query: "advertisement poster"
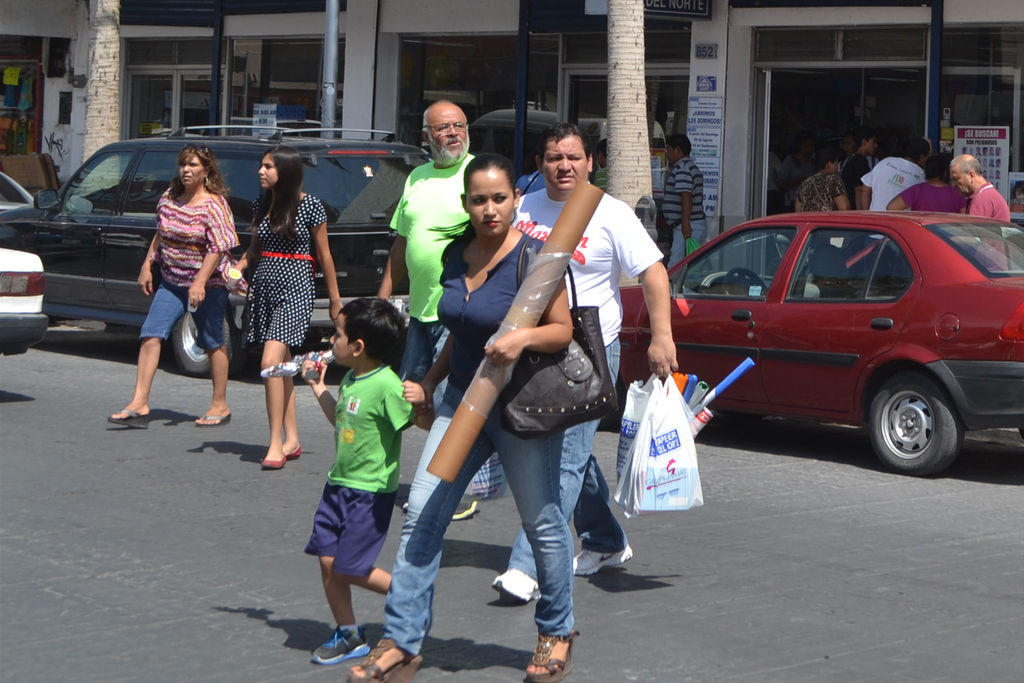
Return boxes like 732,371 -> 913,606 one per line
1009,172 -> 1024,221
954,126 -> 1010,198
686,95 -> 723,219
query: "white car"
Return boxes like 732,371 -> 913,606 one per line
0,248 -> 48,355
0,171 -> 33,214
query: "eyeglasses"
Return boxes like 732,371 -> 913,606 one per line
183,144 -> 211,155
427,122 -> 467,134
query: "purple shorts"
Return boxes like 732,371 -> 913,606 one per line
304,483 -> 396,577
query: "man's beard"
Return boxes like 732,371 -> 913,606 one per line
430,134 -> 470,167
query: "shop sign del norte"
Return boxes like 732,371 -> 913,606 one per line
585,0 -> 712,20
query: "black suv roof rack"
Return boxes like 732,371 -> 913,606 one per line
167,125 -> 396,142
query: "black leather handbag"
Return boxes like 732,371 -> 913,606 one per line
500,248 -> 618,437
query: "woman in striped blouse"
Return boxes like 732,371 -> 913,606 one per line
108,145 -> 239,429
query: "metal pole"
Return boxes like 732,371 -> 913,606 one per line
513,0 -> 530,179
927,0 -> 943,148
321,0 -> 339,135
209,0 -> 223,126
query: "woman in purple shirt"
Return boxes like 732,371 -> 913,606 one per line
887,153 -> 966,213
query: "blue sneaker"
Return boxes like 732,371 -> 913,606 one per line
311,626 -> 370,665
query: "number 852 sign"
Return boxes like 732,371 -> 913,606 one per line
695,43 -> 718,59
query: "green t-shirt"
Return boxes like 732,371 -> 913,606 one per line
329,365 -> 413,494
390,154 -> 473,322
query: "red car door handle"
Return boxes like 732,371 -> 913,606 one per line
732,309 -> 752,321
871,317 -> 894,330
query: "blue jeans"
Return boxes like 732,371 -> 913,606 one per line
382,384 -> 573,655
139,282 -> 228,351
505,341 -> 627,580
667,218 -> 707,270
399,318 -> 448,382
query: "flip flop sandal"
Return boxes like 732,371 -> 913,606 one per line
524,630 -> 579,683
107,409 -> 150,429
346,639 -> 422,682
195,413 -> 231,427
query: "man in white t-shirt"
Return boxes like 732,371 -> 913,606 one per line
491,123 -> 678,604
859,136 -> 930,211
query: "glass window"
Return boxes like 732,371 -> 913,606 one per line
302,152 -> 427,225
62,152 -> 133,215
679,226 -> 797,298
127,40 -> 212,66
940,27 -> 1023,173
786,229 -> 913,301
564,31 -> 690,64
228,38 -> 342,127
926,221 -> 1024,278
756,27 -> 927,63
397,35 -> 559,156
124,151 -> 177,217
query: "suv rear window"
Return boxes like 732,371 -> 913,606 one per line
301,154 -> 424,225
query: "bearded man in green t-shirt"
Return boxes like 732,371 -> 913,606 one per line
377,100 -> 473,385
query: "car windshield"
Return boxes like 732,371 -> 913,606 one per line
925,221 -> 1024,278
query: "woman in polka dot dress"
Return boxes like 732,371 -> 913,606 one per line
237,146 -> 342,469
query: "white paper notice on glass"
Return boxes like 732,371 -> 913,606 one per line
954,126 -> 1010,198
253,103 -> 277,137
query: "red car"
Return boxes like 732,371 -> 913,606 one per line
619,212 -> 1024,476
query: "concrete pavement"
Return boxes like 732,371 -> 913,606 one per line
1,327 -> 1022,682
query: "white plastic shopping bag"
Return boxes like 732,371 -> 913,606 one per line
616,376 -> 658,479
468,453 -> 506,499
614,376 -> 703,517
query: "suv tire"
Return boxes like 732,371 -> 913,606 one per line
868,371 -> 963,476
171,312 -> 246,377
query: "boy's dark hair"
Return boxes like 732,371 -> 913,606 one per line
666,134 -> 692,155
340,297 -> 405,366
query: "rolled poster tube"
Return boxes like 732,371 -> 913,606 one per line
427,183 -> 604,482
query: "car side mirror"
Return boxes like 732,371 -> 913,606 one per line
34,189 -> 58,210
634,195 -> 658,243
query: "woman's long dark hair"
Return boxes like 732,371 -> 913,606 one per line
252,145 -> 304,241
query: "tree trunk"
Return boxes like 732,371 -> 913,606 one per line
84,0 -> 121,158
606,0 -> 651,209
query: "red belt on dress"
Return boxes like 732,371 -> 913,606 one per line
261,251 -> 317,273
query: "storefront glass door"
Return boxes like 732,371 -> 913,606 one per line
127,70 -> 209,138
563,69 -> 689,194
754,66 -> 926,216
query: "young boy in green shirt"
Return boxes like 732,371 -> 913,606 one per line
300,297 -> 430,665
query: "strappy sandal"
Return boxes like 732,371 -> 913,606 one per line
346,638 -> 422,682
524,630 -> 579,683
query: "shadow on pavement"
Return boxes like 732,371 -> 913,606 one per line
585,568 -> 676,594
185,439 -> 267,463
439,538 -> 510,573
212,606 -> 327,652
698,415 -> 1023,485
0,389 -> 36,404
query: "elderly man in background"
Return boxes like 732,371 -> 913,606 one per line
949,154 -> 1011,221
378,100 -> 473,384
